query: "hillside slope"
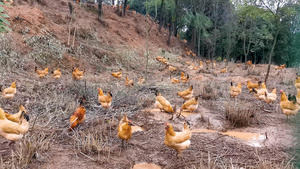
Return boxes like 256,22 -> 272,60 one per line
0,1 -> 298,169
5,0 -> 184,68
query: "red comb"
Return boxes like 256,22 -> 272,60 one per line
165,122 -> 168,125
129,120 -> 132,122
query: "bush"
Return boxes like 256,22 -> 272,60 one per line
25,35 -> 66,65
200,82 -> 218,100
224,101 -> 257,127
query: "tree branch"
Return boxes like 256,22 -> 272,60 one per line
261,0 -> 275,15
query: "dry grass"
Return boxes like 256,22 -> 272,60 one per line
71,124 -> 112,164
224,100 -> 258,128
256,159 -> 295,169
1,131 -> 56,168
0,34 -> 34,72
0,31 -> 298,168
25,35 -> 66,65
199,81 -> 219,100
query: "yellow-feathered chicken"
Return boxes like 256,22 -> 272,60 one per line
275,64 -> 286,71
97,88 -> 112,109
185,61 -> 191,66
35,66 -> 49,78
5,105 -> 27,123
247,60 -> 252,66
155,91 -> 176,120
230,82 -> 242,98
213,63 -> 216,69
1,81 -> 17,99
0,107 -> 29,145
188,63 -> 194,70
164,122 -> 191,158
138,76 -> 145,85
111,69 -> 122,79
253,82 -> 267,100
199,61 -> 203,70
177,96 -> 200,118
161,58 -> 169,65
220,68 -> 227,73
72,67 -> 84,80
177,86 -> 193,100
118,114 -> 134,148
264,88 -> 277,104
52,68 -> 61,79
169,65 -> 177,72
156,56 -> 164,62
279,90 -> 299,120
125,77 -> 134,87
247,81 -> 261,92
193,66 -> 199,70
170,76 -> 180,84
180,72 -> 189,83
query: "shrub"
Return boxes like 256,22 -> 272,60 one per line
224,101 -> 257,127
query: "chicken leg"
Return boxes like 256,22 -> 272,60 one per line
169,114 -> 174,120
122,140 -> 125,149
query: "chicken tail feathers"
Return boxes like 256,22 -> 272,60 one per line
288,94 -> 292,101
21,111 -> 30,122
185,121 -> 191,128
292,95 -> 297,104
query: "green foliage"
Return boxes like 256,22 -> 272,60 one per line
0,2 -> 11,33
129,0 -> 300,67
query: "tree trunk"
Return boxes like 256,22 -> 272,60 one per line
197,28 -> 200,57
173,0 -> 178,37
167,21 -> 172,46
265,26 -> 279,83
146,11 -> 149,77
68,2 -> 73,15
158,0 -> 164,32
212,0 -> 219,58
123,0 -> 127,17
243,18 -> 253,69
97,0 -> 103,19
191,28 -> 196,51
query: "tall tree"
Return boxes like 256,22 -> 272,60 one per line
259,0 -> 297,82
123,0 -> 128,17
173,0 -> 178,37
158,0 -> 165,32
98,0 -> 103,19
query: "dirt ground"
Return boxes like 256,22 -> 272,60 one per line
0,0 -> 299,169
0,62 -> 297,169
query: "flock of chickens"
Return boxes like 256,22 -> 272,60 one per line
0,56 -> 299,160
230,72 -> 300,120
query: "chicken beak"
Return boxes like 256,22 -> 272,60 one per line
128,121 -> 134,126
